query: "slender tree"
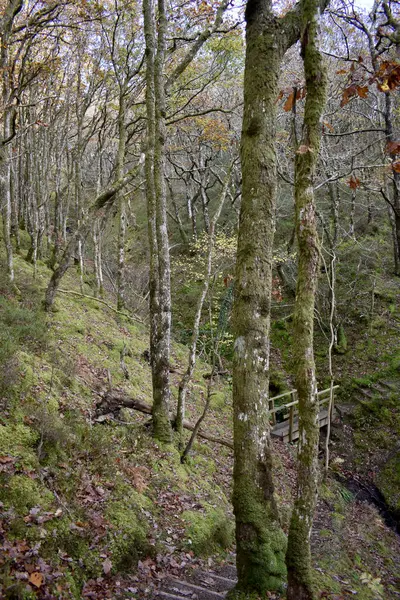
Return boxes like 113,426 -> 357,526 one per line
285,0 -> 327,597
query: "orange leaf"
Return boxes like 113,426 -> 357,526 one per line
29,572 -> 44,588
323,121 -> 334,132
283,91 -> 295,112
348,175 -> 361,190
392,160 -> 400,173
356,86 -> 368,98
341,85 -> 357,107
336,69 -> 347,75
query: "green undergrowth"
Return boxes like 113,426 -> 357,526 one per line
0,243 -> 234,598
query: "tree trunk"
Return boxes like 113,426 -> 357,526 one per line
286,0 -> 327,597
0,0 -> 23,283
116,90 -> 127,311
230,0 -> 305,594
143,0 -> 173,443
44,164 -> 143,311
383,93 -> 400,270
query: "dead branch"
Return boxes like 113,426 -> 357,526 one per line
57,289 -> 144,324
96,390 -> 233,450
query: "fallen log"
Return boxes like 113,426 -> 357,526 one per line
96,390 -> 233,450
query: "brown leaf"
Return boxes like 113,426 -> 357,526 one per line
29,572 -> 44,588
323,121 -> 334,132
392,160 -> 400,173
102,558 -> 112,575
356,85 -> 368,98
341,85 -> 357,107
283,91 -> 295,112
0,456 -> 14,463
386,141 -> 400,156
348,175 -> 361,190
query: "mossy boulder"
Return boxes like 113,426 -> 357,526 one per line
182,505 -> 234,556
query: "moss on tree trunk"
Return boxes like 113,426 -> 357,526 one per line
230,0 -> 306,595
286,1 -> 327,598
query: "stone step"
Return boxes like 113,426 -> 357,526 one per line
214,565 -> 237,581
161,577 -> 227,600
379,380 -> 397,391
158,592 -> 196,600
190,571 -> 236,593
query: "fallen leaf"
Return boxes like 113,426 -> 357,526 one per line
0,456 -> 14,463
29,572 -> 44,588
103,558 -> 112,575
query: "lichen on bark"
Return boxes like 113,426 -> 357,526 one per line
286,0 -> 328,598
231,0 -> 305,594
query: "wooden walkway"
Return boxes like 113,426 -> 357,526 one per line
270,385 -> 339,443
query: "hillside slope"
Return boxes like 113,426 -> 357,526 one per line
0,241 -> 399,599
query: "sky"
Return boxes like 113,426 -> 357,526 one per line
354,0 -> 374,9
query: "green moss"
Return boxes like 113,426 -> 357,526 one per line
1,474 -> 53,514
182,505 -> 234,556
0,422 -> 39,469
334,324 -> 348,354
377,452 -> 400,512
106,497 -> 151,571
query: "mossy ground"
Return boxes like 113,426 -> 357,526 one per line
0,236 -> 235,598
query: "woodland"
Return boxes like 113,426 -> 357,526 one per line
0,0 -> 399,599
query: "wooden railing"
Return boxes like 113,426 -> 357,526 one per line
269,385 -> 339,443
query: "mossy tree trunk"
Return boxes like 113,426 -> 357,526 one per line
230,0 -> 310,595
286,1 -> 327,598
143,0 -> 173,443
0,0 -> 23,283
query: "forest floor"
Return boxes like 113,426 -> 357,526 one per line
1,237 -> 400,599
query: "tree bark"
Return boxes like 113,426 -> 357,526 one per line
286,0 -> 327,597
230,0 -> 305,594
143,0 -> 173,443
0,0 -> 24,283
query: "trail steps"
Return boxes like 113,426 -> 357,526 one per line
156,565 -> 237,599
